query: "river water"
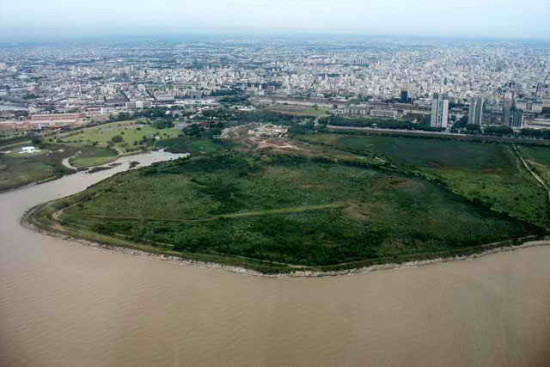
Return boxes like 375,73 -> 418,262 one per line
1,151 -> 550,367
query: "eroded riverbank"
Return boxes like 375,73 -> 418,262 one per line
21,195 -> 550,278
20,213 -> 550,278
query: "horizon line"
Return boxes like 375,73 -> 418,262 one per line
1,30 -> 549,44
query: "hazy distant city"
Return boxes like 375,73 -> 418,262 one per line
1,36 -> 549,134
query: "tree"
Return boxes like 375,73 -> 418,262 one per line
111,135 -> 123,143
465,124 -> 481,133
521,128 -> 550,140
484,126 -> 513,136
185,124 -> 204,137
454,116 -> 468,129
152,120 -> 175,129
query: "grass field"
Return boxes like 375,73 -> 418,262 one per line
56,120 -> 181,152
32,152 -> 539,273
299,134 -> 549,227
69,147 -> 119,168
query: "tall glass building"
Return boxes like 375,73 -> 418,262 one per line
430,94 -> 449,128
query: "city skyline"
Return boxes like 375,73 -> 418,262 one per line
1,0 -> 550,41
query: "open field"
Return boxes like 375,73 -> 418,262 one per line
69,147 -> 119,168
55,120 -> 181,152
31,152 -> 540,273
299,134 -> 549,227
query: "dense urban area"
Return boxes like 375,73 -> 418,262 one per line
1,36 -> 550,134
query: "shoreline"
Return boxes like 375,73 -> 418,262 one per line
16,148 -> 550,278
0,171 -> 71,195
0,147 -> 158,194
21,205 -> 550,278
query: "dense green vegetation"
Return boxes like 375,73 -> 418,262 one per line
0,133 -> 31,147
201,109 -> 312,127
265,104 -> 331,117
322,115 -> 550,140
520,128 -> 550,140
30,150 -> 542,273
323,116 -> 444,132
299,134 -> 549,227
156,137 -> 225,154
484,126 -> 514,136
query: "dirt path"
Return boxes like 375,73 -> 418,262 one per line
513,145 -> 550,227
78,203 -> 345,224
61,152 -> 80,170
513,145 -> 549,191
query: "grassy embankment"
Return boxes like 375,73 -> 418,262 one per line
28,147 -> 543,274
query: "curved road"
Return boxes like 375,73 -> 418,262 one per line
1,151 -> 550,367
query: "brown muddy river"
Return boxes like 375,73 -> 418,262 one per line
1,151 -> 550,366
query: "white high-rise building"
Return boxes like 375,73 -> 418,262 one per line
430,94 -> 449,128
502,99 -> 513,125
509,108 -> 525,129
468,97 -> 484,125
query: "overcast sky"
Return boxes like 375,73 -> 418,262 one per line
1,0 -> 549,40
